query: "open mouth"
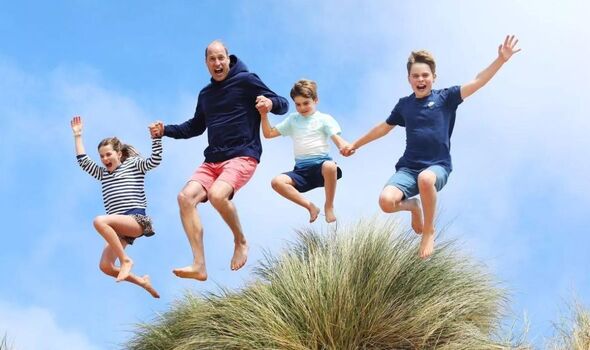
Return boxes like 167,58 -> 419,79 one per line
417,84 -> 426,90
214,67 -> 224,75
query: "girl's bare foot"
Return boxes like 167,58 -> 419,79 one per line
308,204 -> 320,223
139,275 -> 160,298
324,205 -> 337,223
116,258 -> 133,282
408,198 -> 424,234
419,230 -> 435,259
231,241 -> 249,271
173,264 -> 208,281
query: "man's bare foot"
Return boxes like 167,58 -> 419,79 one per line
408,198 -> 424,234
116,258 -> 133,282
139,275 -> 160,298
308,204 -> 320,223
231,241 -> 248,271
419,230 -> 435,259
324,205 -> 337,223
173,264 -> 207,281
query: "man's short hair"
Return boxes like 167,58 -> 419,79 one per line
205,40 -> 229,58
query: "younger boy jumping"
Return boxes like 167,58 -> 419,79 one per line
342,35 -> 520,259
260,79 -> 349,223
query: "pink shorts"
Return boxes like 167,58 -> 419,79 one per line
189,156 -> 258,196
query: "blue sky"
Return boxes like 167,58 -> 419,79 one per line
1,1 -> 588,348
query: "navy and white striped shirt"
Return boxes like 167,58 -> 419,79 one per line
77,138 -> 162,214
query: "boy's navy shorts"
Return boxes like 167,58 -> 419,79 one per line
284,161 -> 342,193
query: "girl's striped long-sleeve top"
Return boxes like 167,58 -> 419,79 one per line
76,138 -> 162,214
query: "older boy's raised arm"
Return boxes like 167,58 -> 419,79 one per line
460,35 -> 521,100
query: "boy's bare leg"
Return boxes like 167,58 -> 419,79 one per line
271,174 -> 320,223
173,181 -> 209,280
417,170 -> 438,259
208,180 -> 249,271
322,161 -> 338,223
99,243 -> 160,298
93,215 -> 143,282
379,185 -> 424,234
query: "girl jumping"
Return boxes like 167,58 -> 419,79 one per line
71,116 -> 162,298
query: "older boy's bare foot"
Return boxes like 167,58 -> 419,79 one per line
419,230 -> 435,259
173,264 -> 207,281
408,198 -> 424,234
139,275 -> 160,298
324,206 -> 337,223
231,241 -> 248,271
308,204 -> 320,223
116,258 -> 133,282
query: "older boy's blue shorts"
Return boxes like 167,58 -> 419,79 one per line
385,165 -> 450,199
284,161 -> 342,193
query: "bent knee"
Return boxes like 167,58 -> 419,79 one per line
379,194 -> 398,212
99,261 -> 115,276
271,176 -> 288,191
417,171 -> 436,188
93,216 -> 108,229
177,191 -> 197,208
208,191 -> 230,208
322,161 -> 337,174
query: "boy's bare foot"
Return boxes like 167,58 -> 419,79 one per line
231,241 -> 248,271
173,264 -> 208,281
408,198 -> 423,234
419,230 -> 435,259
116,258 -> 133,282
139,275 -> 160,298
308,204 -> 320,223
324,206 -> 337,223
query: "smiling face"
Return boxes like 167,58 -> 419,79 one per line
206,42 -> 230,82
98,144 -> 122,172
408,62 -> 436,98
293,96 -> 318,117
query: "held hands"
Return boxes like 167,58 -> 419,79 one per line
149,121 -> 164,139
498,35 -> 521,62
340,143 -> 356,157
71,115 -> 83,136
255,95 -> 273,114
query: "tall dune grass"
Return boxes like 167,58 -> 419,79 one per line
547,301 -> 590,350
128,218 -> 526,349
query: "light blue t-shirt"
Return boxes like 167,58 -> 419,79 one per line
275,111 -> 341,167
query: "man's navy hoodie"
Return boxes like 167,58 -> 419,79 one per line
163,55 -> 289,163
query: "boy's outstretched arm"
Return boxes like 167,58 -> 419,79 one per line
460,35 -> 521,100
70,115 -> 86,155
342,121 -> 394,156
330,134 -> 350,153
260,112 -> 281,139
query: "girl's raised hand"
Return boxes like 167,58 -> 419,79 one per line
71,115 -> 83,136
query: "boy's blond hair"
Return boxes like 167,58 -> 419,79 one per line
290,79 -> 318,101
407,50 -> 436,75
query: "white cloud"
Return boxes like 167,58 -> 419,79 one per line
0,301 -> 101,350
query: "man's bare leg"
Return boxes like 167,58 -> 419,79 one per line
99,243 -> 160,298
271,174 -> 320,223
379,185 -> 424,234
173,181 -> 209,280
417,170 -> 438,259
208,180 -> 249,271
322,161 -> 338,223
